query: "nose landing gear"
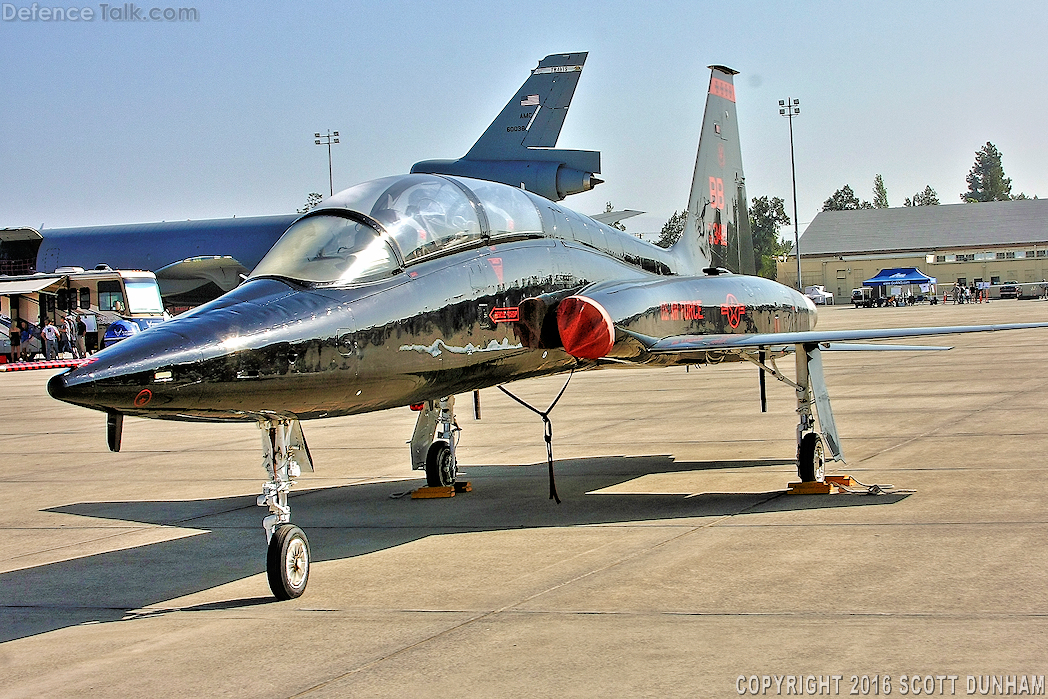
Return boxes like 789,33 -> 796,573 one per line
257,418 -> 313,600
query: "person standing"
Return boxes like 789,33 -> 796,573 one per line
63,315 -> 79,358
19,322 -> 32,360
75,314 -> 88,358
42,319 -> 60,361
9,321 -> 21,362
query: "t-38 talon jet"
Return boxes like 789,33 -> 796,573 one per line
48,64 -> 1048,600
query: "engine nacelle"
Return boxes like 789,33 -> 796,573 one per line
411,152 -> 602,202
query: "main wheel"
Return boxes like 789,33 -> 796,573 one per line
797,432 -> 825,483
267,523 -> 310,600
425,441 -> 456,487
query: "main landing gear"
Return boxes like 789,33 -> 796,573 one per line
410,396 -> 459,487
793,343 -> 840,483
257,418 -> 314,599
746,343 -> 843,485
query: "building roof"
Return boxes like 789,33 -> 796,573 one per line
796,199 -> 1048,256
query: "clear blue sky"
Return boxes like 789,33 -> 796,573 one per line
2,0 -> 1045,238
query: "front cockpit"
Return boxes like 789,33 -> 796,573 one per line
249,174 -> 544,286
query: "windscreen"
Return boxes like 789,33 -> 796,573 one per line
124,279 -> 164,314
250,214 -> 398,284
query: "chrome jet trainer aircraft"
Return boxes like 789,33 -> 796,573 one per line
49,64 -> 1048,600
6,52 -> 598,307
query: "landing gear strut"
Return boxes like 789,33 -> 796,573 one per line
794,343 -> 841,483
410,396 -> 458,487
257,418 -> 314,599
745,344 -> 845,486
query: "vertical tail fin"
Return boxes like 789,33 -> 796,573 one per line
412,53 -> 602,201
671,65 -> 754,275
466,52 -> 589,158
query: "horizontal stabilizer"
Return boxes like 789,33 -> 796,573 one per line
590,209 -> 644,226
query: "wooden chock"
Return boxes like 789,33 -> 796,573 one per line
787,480 -> 832,495
411,486 -> 456,499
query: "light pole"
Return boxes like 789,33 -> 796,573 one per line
778,98 -> 801,290
314,130 -> 340,196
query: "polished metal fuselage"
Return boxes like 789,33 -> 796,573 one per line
50,225 -> 816,422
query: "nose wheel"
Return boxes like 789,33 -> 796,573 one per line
267,523 -> 310,599
257,419 -> 313,599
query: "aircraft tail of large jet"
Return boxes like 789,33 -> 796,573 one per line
671,65 -> 755,276
412,52 -> 601,201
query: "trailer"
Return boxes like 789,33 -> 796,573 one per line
1,267 -> 167,359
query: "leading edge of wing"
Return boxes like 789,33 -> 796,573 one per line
643,322 -> 1048,353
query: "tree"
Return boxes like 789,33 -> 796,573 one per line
904,185 -> 940,207
297,192 -> 323,214
961,142 -> 1012,202
872,174 -> 889,208
604,202 -> 628,232
822,185 -> 873,211
749,196 -> 792,279
655,210 -> 686,248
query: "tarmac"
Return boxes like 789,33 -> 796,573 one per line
1,300 -> 1046,698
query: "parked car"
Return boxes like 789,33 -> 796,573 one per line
804,285 -> 834,305
998,281 -> 1021,299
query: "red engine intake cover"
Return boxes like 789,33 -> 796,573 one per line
556,295 -> 615,359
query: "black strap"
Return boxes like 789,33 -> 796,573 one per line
497,367 -> 575,504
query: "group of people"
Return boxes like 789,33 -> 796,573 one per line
950,284 -> 983,304
9,314 -> 88,362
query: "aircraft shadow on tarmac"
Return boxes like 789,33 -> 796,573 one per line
2,455 -> 908,643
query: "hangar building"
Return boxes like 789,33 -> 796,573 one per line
779,199 -> 1048,298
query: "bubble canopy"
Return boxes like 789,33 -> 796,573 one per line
250,174 -> 542,285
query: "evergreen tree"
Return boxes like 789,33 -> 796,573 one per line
822,185 -> 873,211
655,210 -> 686,248
297,192 -> 323,213
961,142 -> 1012,202
749,196 -> 792,279
872,174 -> 889,208
904,185 -> 940,207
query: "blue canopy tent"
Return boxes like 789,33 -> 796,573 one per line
863,268 -> 937,287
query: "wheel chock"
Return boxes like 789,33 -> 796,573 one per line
786,480 -> 832,495
411,486 -> 455,499
787,475 -> 856,495
454,481 -> 472,493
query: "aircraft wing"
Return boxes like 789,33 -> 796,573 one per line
640,322 -> 1048,353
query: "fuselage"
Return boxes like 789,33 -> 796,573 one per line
48,174 -> 816,421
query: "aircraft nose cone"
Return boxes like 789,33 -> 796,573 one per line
46,371 -> 70,401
